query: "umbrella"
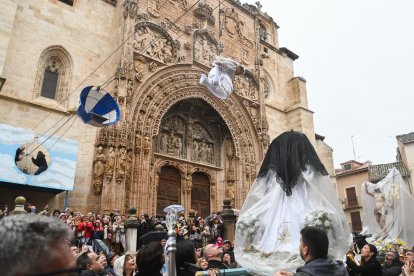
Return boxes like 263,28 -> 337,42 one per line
77,86 -> 120,127
163,204 -> 184,213
139,231 -> 168,247
94,239 -> 109,255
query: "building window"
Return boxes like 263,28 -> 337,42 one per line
343,163 -> 352,170
350,211 -> 362,232
58,0 -> 74,6
34,46 -> 73,106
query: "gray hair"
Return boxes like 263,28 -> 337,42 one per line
0,214 -> 73,276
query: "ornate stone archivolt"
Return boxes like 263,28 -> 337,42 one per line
90,65 -> 267,214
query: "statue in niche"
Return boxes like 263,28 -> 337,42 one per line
117,147 -> 127,180
167,132 -> 175,155
226,183 -> 235,203
93,146 -> 106,194
207,144 -> 214,163
126,78 -> 133,100
105,146 -> 116,181
199,142 -> 208,162
160,133 -> 168,153
143,136 -> 151,154
226,143 -> 234,160
175,135 -> 183,157
192,140 -> 199,160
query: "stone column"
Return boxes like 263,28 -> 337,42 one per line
221,198 -> 237,242
124,207 -> 140,252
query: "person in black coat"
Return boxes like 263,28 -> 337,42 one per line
32,151 -> 48,175
346,244 -> 382,276
136,241 -> 164,276
176,240 -> 202,276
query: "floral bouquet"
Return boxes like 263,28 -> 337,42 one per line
304,210 -> 332,232
373,238 -> 408,255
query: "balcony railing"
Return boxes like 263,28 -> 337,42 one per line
341,197 -> 361,209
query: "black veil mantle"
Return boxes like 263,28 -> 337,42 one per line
257,131 -> 328,196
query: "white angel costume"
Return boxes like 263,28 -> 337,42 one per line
199,57 -> 242,99
234,131 -> 351,275
361,168 -> 414,247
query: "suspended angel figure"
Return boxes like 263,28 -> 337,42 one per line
234,131 -> 351,275
199,56 -> 245,99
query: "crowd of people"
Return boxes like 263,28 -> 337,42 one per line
0,202 -> 414,275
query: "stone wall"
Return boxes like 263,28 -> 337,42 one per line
0,0 -> 333,214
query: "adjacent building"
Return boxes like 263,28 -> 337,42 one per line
335,132 -> 412,232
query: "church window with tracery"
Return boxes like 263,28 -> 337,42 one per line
34,46 -> 73,106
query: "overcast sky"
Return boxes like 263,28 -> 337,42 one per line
244,0 -> 414,167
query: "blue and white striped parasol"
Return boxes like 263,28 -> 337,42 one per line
77,86 -> 120,127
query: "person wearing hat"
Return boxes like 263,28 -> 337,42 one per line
346,244 -> 382,276
223,240 -> 233,252
103,251 -> 119,276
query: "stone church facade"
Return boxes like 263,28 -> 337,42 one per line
0,0 -> 334,215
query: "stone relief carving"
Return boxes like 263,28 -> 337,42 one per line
264,78 -> 270,99
123,0 -> 138,19
133,22 -> 177,64
147,0 -> 161,17
105,146 -> 116,181
193,33 -> 217,67
116,147 -> 127,182
221,8 -> 243,38
169,0 -> 189,10
93,146 -> 106,194
194,2 -> 215,25
234,75 -> 259,102
138,13 -> 150,21
162,18 -> 182,34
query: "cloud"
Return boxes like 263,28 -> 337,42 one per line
31,157 -> 76,190
38,135 -> 79,156
0,153 -> 27,184
0,124 -> 34,145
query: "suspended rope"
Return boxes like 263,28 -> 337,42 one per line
24,0 -> 199,151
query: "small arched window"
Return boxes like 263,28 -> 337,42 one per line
34,46 -> 72,106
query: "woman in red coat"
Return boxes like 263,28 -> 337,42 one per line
77,215 -> 94,244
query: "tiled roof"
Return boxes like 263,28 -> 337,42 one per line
368,162 -> 410,182
335,161 -> 370,177
396,132 -> 414,144
340,160 -> 363,166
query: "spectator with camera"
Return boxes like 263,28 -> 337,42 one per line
346,244 -> 382,276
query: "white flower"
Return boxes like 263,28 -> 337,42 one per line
316,220 -> 322,226
318,212 -> 324,218
324,221 -> 330,227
